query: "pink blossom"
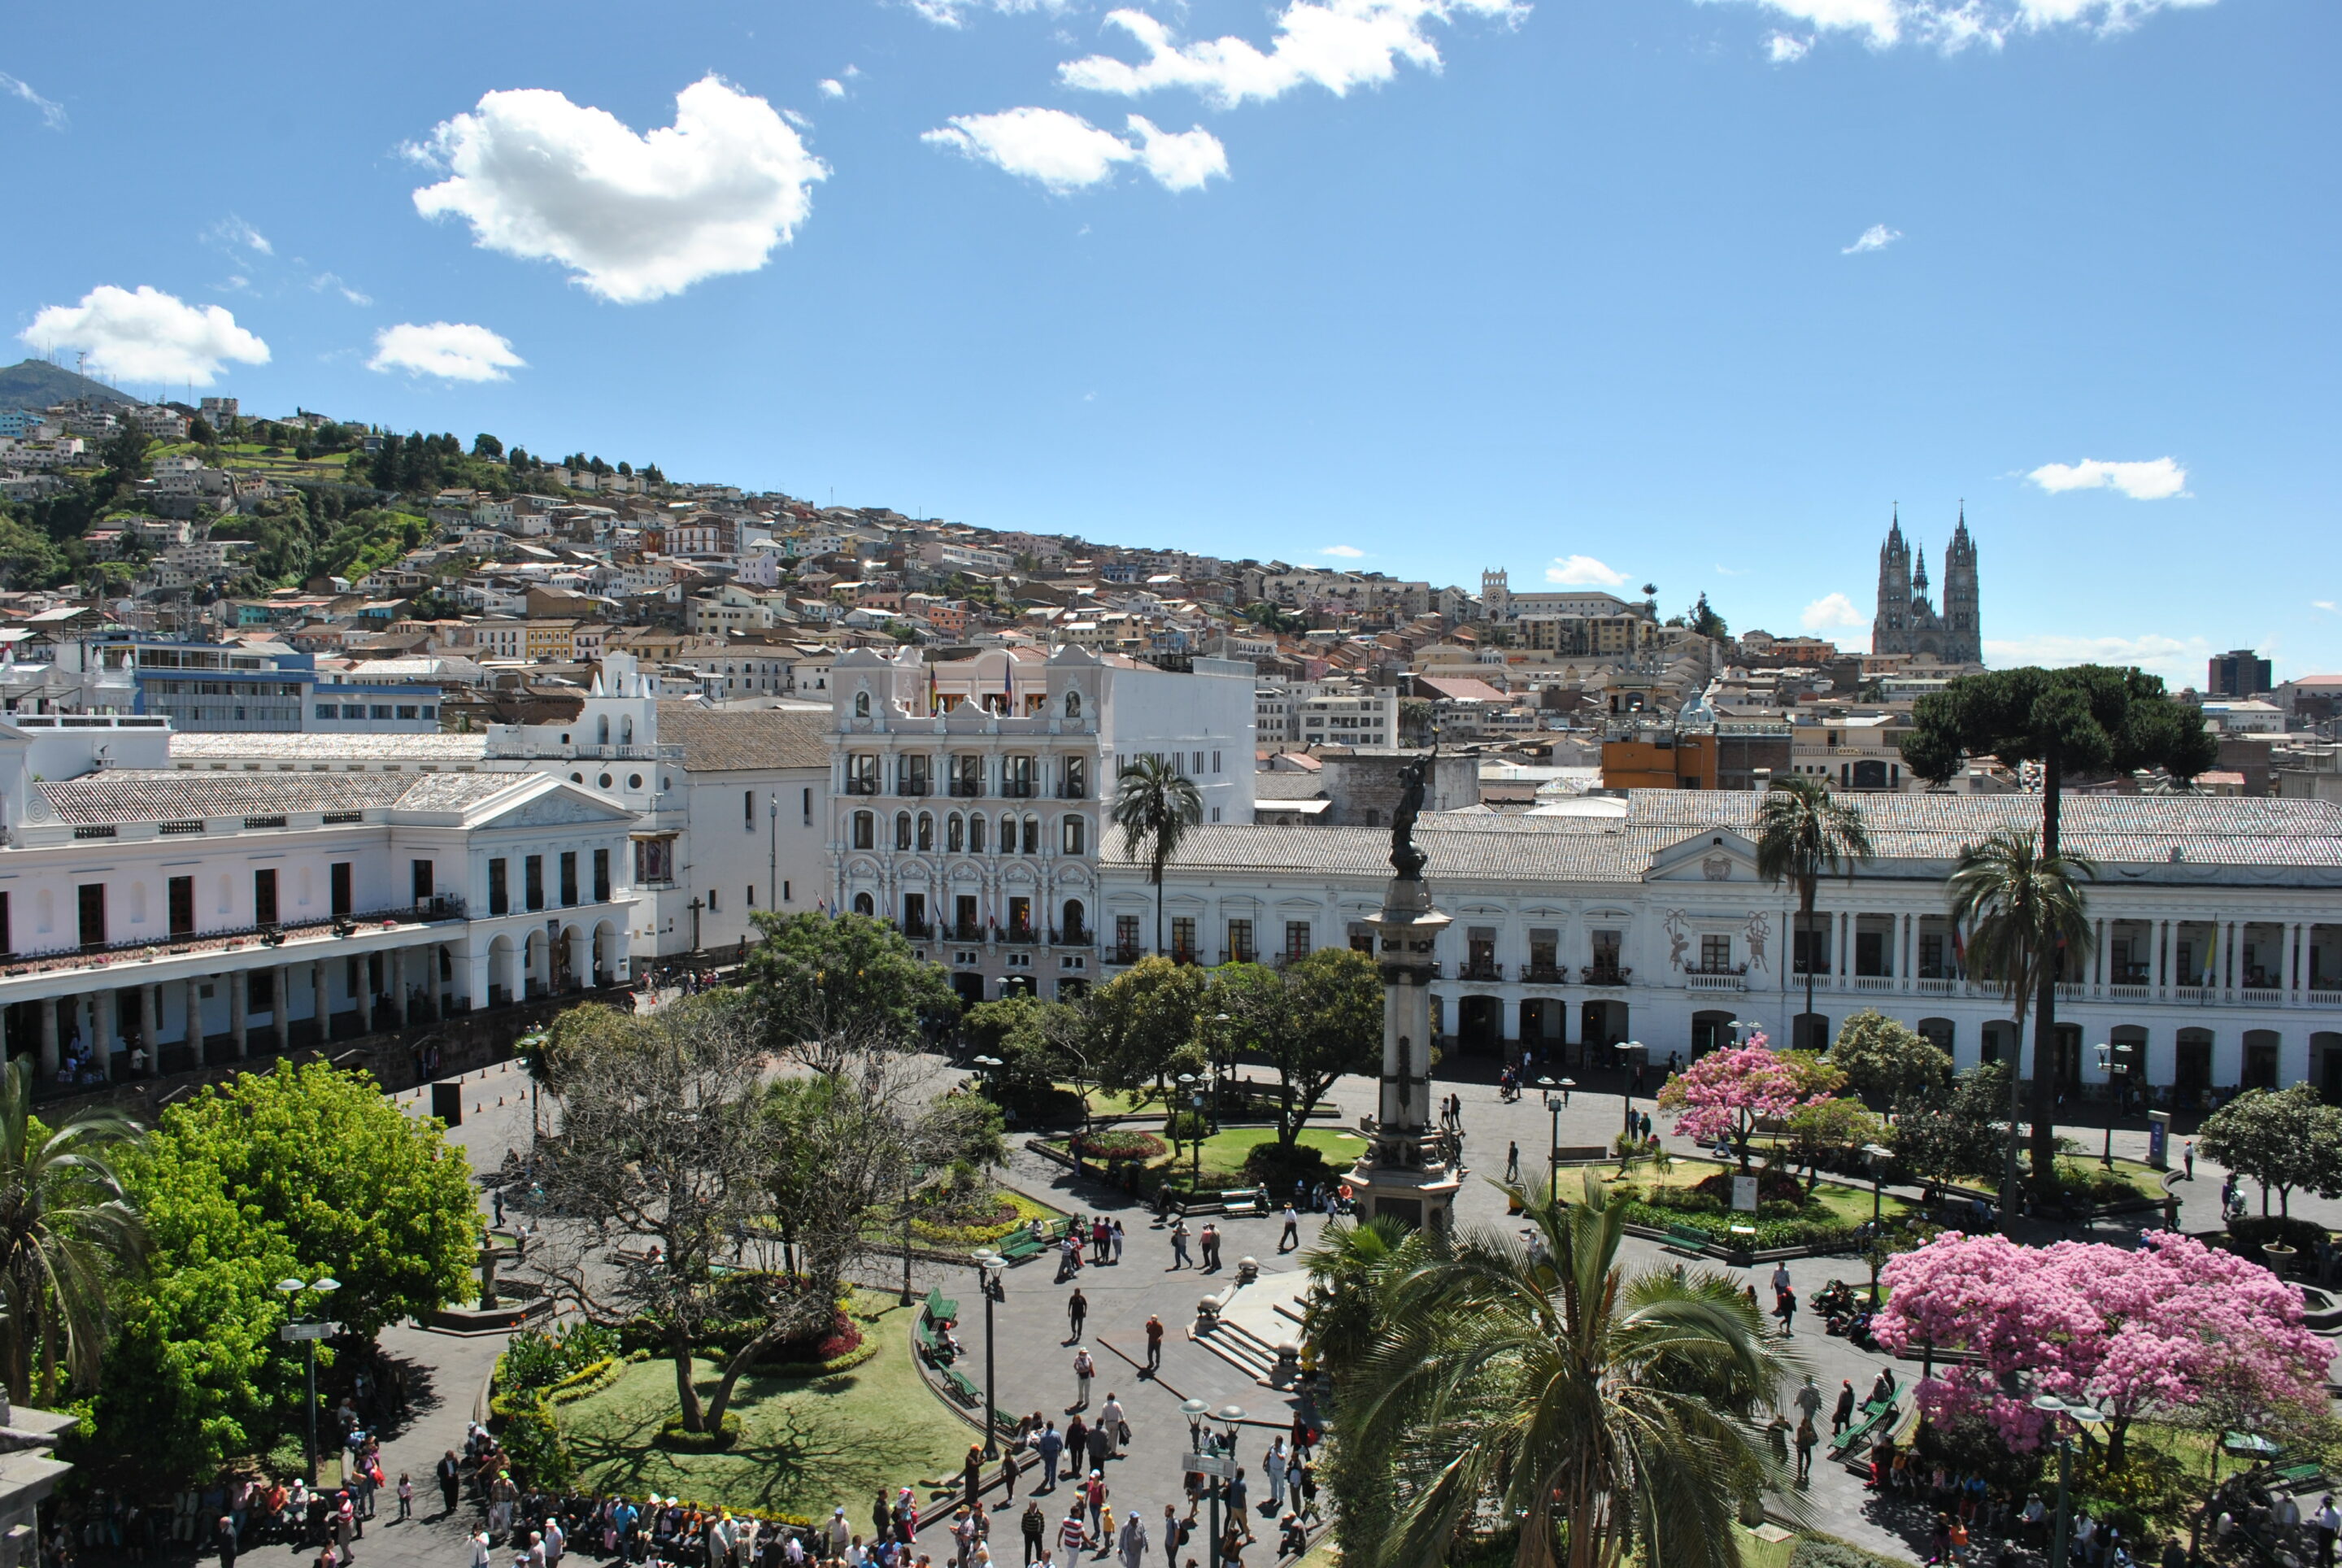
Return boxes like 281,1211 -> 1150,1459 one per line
1874,1231 -> 2330,1451
1656,1037 -> 1811,1148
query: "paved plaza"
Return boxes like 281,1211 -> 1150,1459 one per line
268,1045 -> 2342,1568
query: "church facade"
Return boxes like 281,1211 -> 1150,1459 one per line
1872,509 -> 1981,664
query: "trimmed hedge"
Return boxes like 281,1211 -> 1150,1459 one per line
655,1411 -> 743,1452
1073,1129 -> 1168,1162
546,1357 -> 625,1405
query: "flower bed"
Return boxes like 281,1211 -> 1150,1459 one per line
1071,1129 -> 1168,1163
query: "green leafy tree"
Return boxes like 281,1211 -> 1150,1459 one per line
0,516 -> 68,588
1753,777 -> 1874,1048
1948,828 -> 2096,1202
0,1059 -> 146,1404
186,415 -> 216,447
962,993 -> 1081,1108
1780,1095 -> 1886,1195
1214,949 -> 1380,1148
1828,1009 -> 1953,1105
472,433 -> 504,459
1892,1062 -> 2014,1188
1335,1177 -> 1792,1568
92,1061 -> 476,1475
1111,755 -> 1202,956
2198,1085 -> 2342,1217
1907,666 -> 2215,1193
1687,591 -> 1727,640
740,909 -> 958,1061
1301,1216 -> 1426,1562
1082,956 -> 1207,1099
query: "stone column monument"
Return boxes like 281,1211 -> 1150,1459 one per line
1345,749 -> 1462,1231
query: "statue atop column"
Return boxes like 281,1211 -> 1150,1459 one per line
1388,745 -> 1434,882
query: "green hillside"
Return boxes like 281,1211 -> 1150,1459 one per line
0,359 -> 136,412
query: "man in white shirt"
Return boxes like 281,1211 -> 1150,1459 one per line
2314,1496 -> 2340,1568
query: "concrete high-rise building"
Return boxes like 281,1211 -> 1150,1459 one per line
2208,649 -> 2273,698
1872,507 -> 1981,664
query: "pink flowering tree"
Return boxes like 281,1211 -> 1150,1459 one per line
1876,1231 -> 2330,1467
1655,1036 -> 1826,1170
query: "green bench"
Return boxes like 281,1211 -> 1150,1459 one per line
1662,1223 -> 1711,1256
998,1230 -> 1046,1263
1221,1187 -> 1267,1216
940,1367 -> 982,1407
913,1319 -> 956,1366
923,1286 -> 960,1326
1830,1399 -> 1897,1459
2276,1462 -> 2327,1490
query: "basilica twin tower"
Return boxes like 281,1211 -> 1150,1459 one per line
1871,507 -> 1980,664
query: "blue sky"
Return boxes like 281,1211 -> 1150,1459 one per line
2,0 -> 2334,684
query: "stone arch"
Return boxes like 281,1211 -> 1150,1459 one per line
852,891 -> 875,917
1690,1009 -> 1736,1060
1917,1017 -> 1955,1056
1980,1019 -> 2018,1067
2242,1027 -> 2281,1091
2175,1027 -> 2214,1108
592,921 -> 620,987
1792,1012 -> 1831,1053
489,934 -> 516,1008
1061,898 -> 1086,943
2314,1031 -> 2342,1104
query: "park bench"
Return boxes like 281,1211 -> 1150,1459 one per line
1661,1223 -> 1712,1257
1221,1187 -> 1269,1216
923,1286 -> 960,1326
913,1318 -> 956,1366
939,1367 -> 982,1407
1829,1399 -> 1897,1459
997,1230 -> 1045,1264
2275,1462 -> 2327,1491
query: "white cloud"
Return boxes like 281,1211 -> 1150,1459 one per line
368,321 -> 526,382
1801,592 -> 1867,631
1544,554 -> 1629,588
20,285 -> 269,385
1696,0 -> 2214,54
1715,564 -> 1748,576
210,216 -> 272,255
2027,456 -> 2188,500
1321,544 -> 1365,558
1766,31 -> 1814,59
311,272 -> 372,306
2313,601 -> 2336,614
924,107 -> 1227,193
912,0 -> 1070,27
410,75 -> 827,304
1984,632 -> 2209,684
1842,223 -> 1901,254
0,71 -> 65,130
818,79 -> 846,98
1059,0 -> 1525,110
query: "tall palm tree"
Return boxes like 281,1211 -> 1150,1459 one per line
1334,1177 -> 1796,1568
0,1057 -> 146,1404
1110,755 -> 1202,957
1752,777 -> 1874,1049
1948,827 -> 2096,1206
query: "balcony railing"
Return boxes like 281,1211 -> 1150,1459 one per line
1459,960 -> 1504,982
1170,948 -> 1200,966
1582,965 -> 1630,987
1057,929 -> 1090,947
1852,974 -> 1898,991
898,779 -> 931,797
0,898 -> 468,982
1000,780 -> 1035,799
1222,948 -> 1258,966
844,777 -> 879,795
1109,944 -> 1143,965
1523,963 -> 1568,985
949,922 -> 984,943
1057,784 -> 1090,799
1687,973 -> 1746,992
1003,927 -> 1038,945
949,780 -> 985,798
902,921 -> 933,940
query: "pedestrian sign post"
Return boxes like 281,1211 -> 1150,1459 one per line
1183,1453 -> 1235,1479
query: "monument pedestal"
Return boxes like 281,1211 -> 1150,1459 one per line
1345,872 -> 1462,1231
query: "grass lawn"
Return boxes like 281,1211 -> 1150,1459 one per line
1173,1125 -> 1364,1185
1611,1158 -> 1922,1227
2054,1156 -> 2166,1201
559,1299 -> 970,1520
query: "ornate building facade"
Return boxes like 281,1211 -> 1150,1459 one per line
1872,508 -> 1981,664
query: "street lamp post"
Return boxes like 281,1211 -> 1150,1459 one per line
1861,1143 -> 1893,1304
1621,1040 -> 1646,1139
1178,1072 -> 1204,1195
1537,1078 -> 1564,1201
1212,1404 -> 1247,1556
973,1248 -> 1004,1458
275,1275 -> 342,1485
2093,1042 -> 2127,1167
2030,1395 -> 2106,1567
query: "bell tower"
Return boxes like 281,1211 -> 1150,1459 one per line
1872,507 -> 1912,654
1941,506 -> 1981,664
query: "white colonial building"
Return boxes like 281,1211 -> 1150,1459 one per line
0,714 -> 637,1085
1099,791 -> 2342,1104
827,645 -> 1256,1005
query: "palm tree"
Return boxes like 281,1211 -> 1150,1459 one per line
0,1057 -> 146,1404
1332,1177 -> 1796,1568
1752,777 -> 1874,1049
1110,755 -> 1202,957
1948,827 -> 2096,1206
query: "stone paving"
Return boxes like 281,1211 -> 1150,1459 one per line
181,1040 -> 2342,1568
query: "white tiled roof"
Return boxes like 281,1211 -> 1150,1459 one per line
36,769 -> 517,825
168,733 -> 492,762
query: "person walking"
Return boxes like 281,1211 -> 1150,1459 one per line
1037,1423 -> 1064,1492
394,1477 -> 411,1524
1263,1440 -> 1287,1512
1021,1503 -> 1046,1568
1116,1511 -> 1147,1568
1068,1288 -> 1088,1345
1083,1473 -> 1107,1538
1278,1205 -> 1299,1253
436,1454 -> 461,1519
1055,1507 -> 1087,1564
1504,1143 -> 1520,1184
999,1448 -> 1020,1509
1794,1375 -> 1822,1431
1831,1379 -> 1857,1437
1071,1348 -> 1095,1410
1143,1314 -> 1164,1376
1794,1416 -> 1817,1485
1774,1286 -> 1797,1337
1099,1394 -> 1126,1460
2183,1141 -> 2196,1181
1169,1220 -> 1191,1271
1110,1221 -> 1125,1265
215,1516 -> 238,1568
963,1447 -> 986,1514
2314,1495 -> 2340,1568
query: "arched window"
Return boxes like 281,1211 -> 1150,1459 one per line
947,814 -> 965,853
916,812 -> 934,852
1000,813 -> 1017,852
1064,691 -> 1082,718
1023,816 -> 1041,855
596,714 -> 610,744
1062,899 -> 1086,942
852,811 -> 874,850
895,812 -> 913,851
1061,815 -> 1086,856
970,814 -> 987,854
855,690 -> 871,717
853,892 -> 874,917
621,715 -> 634,745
